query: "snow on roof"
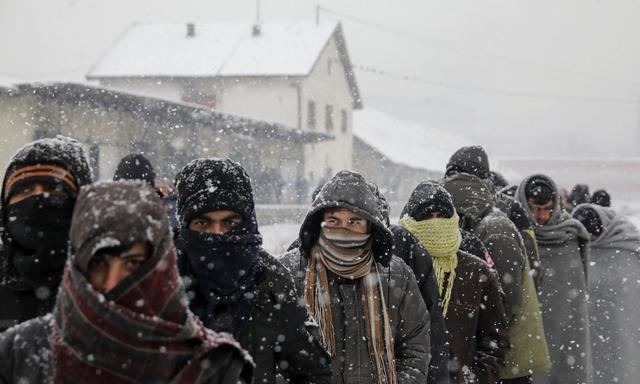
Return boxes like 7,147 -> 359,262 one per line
353,109 -> 472,172
88,21 -> 338,78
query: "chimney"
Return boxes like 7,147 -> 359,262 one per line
252,24 -> 261,37
186,23 -> 195,37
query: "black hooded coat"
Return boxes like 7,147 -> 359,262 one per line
0,136 -> 92,332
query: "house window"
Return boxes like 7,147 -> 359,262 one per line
341,109 -> 348,133
325,105 -> 334,132
307,101 -> 316,130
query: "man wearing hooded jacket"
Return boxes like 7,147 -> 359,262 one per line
174,158 -> 331,384
442,146 -> 550,384
516,174 -> 592,384
0,136 -> 92,332
281,170 -> 430,384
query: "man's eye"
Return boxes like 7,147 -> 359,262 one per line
126,259 -> 144,269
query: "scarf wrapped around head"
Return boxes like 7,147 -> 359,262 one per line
400,213 -> 461,316
53,181 -> 254,384
305,226 -> 397,384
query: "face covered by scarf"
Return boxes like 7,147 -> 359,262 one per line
4,177 -> 76,293
306,225 -> 397,384
53,181 -> 254,384
178,214 -> 263,299
401,212 -> 461,316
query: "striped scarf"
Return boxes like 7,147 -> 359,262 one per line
305,227 -> 397,384
52,248 -> 253,384
401,213 -> 461,316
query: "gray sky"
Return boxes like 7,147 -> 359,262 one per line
1,0 -> 639,158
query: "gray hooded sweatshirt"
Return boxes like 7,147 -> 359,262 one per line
516,174 -> 592,384
573,203 -> 640,384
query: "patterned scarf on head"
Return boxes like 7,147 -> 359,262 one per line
401,212 -> 462,316
305,226 -> 397,384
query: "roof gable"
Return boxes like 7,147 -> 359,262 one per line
87,21 -> 362,109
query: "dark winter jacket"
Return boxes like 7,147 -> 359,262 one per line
444,251 -> 508,384
181,249 -> 332,384
573,204 -> 640,383
516,174 -> 592,384
495,193 -> 544,290
0,136 -> 92,332
390,224 -> 450,384
282,170 -> 431,384
442,172 -> 526,321
443,172 -> 550,379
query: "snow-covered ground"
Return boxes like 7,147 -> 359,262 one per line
260,222 -> 300,256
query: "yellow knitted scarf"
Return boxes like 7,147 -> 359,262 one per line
400,213 -> 462,316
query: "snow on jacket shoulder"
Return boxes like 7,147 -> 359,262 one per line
0,314 -> 53,384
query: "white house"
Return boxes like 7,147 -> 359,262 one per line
87,20 -> 362,188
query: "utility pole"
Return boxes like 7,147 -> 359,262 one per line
316,4 -> 320,25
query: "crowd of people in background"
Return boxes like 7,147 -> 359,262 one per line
0,136 -> 638,384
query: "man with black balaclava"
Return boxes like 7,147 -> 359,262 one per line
174,158 -> 331,384
0,136 -> 92,332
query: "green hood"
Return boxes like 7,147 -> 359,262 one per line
442,172 -> 496,227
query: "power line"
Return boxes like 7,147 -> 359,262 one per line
354,64 -> 638,104
320,6 -> 640,89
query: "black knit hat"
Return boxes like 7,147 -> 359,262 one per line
525,177 -> 555,204
2,135 -> 92,204
446,145 -> 490,179
570,184 -> 590,206
113,153 -> 156,187
591,189 -> 611,207
175,158 -> 255,225
401,180 -> 455,221
573,206 -> 603,237
489,171 -> 509,190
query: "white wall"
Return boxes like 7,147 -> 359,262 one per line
300,34 -> 354,186
0,94 -> 37,171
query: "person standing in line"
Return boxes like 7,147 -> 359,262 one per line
174,158 -> 332,384
281,170 -> 431,384
0,181 -> 255,383
0,136 -> 92,332
516,174 -> 592,384
573,203 -> 640,383
369,182 -> 450,384
442,146 -> 550,384
400,180 -> 508,384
